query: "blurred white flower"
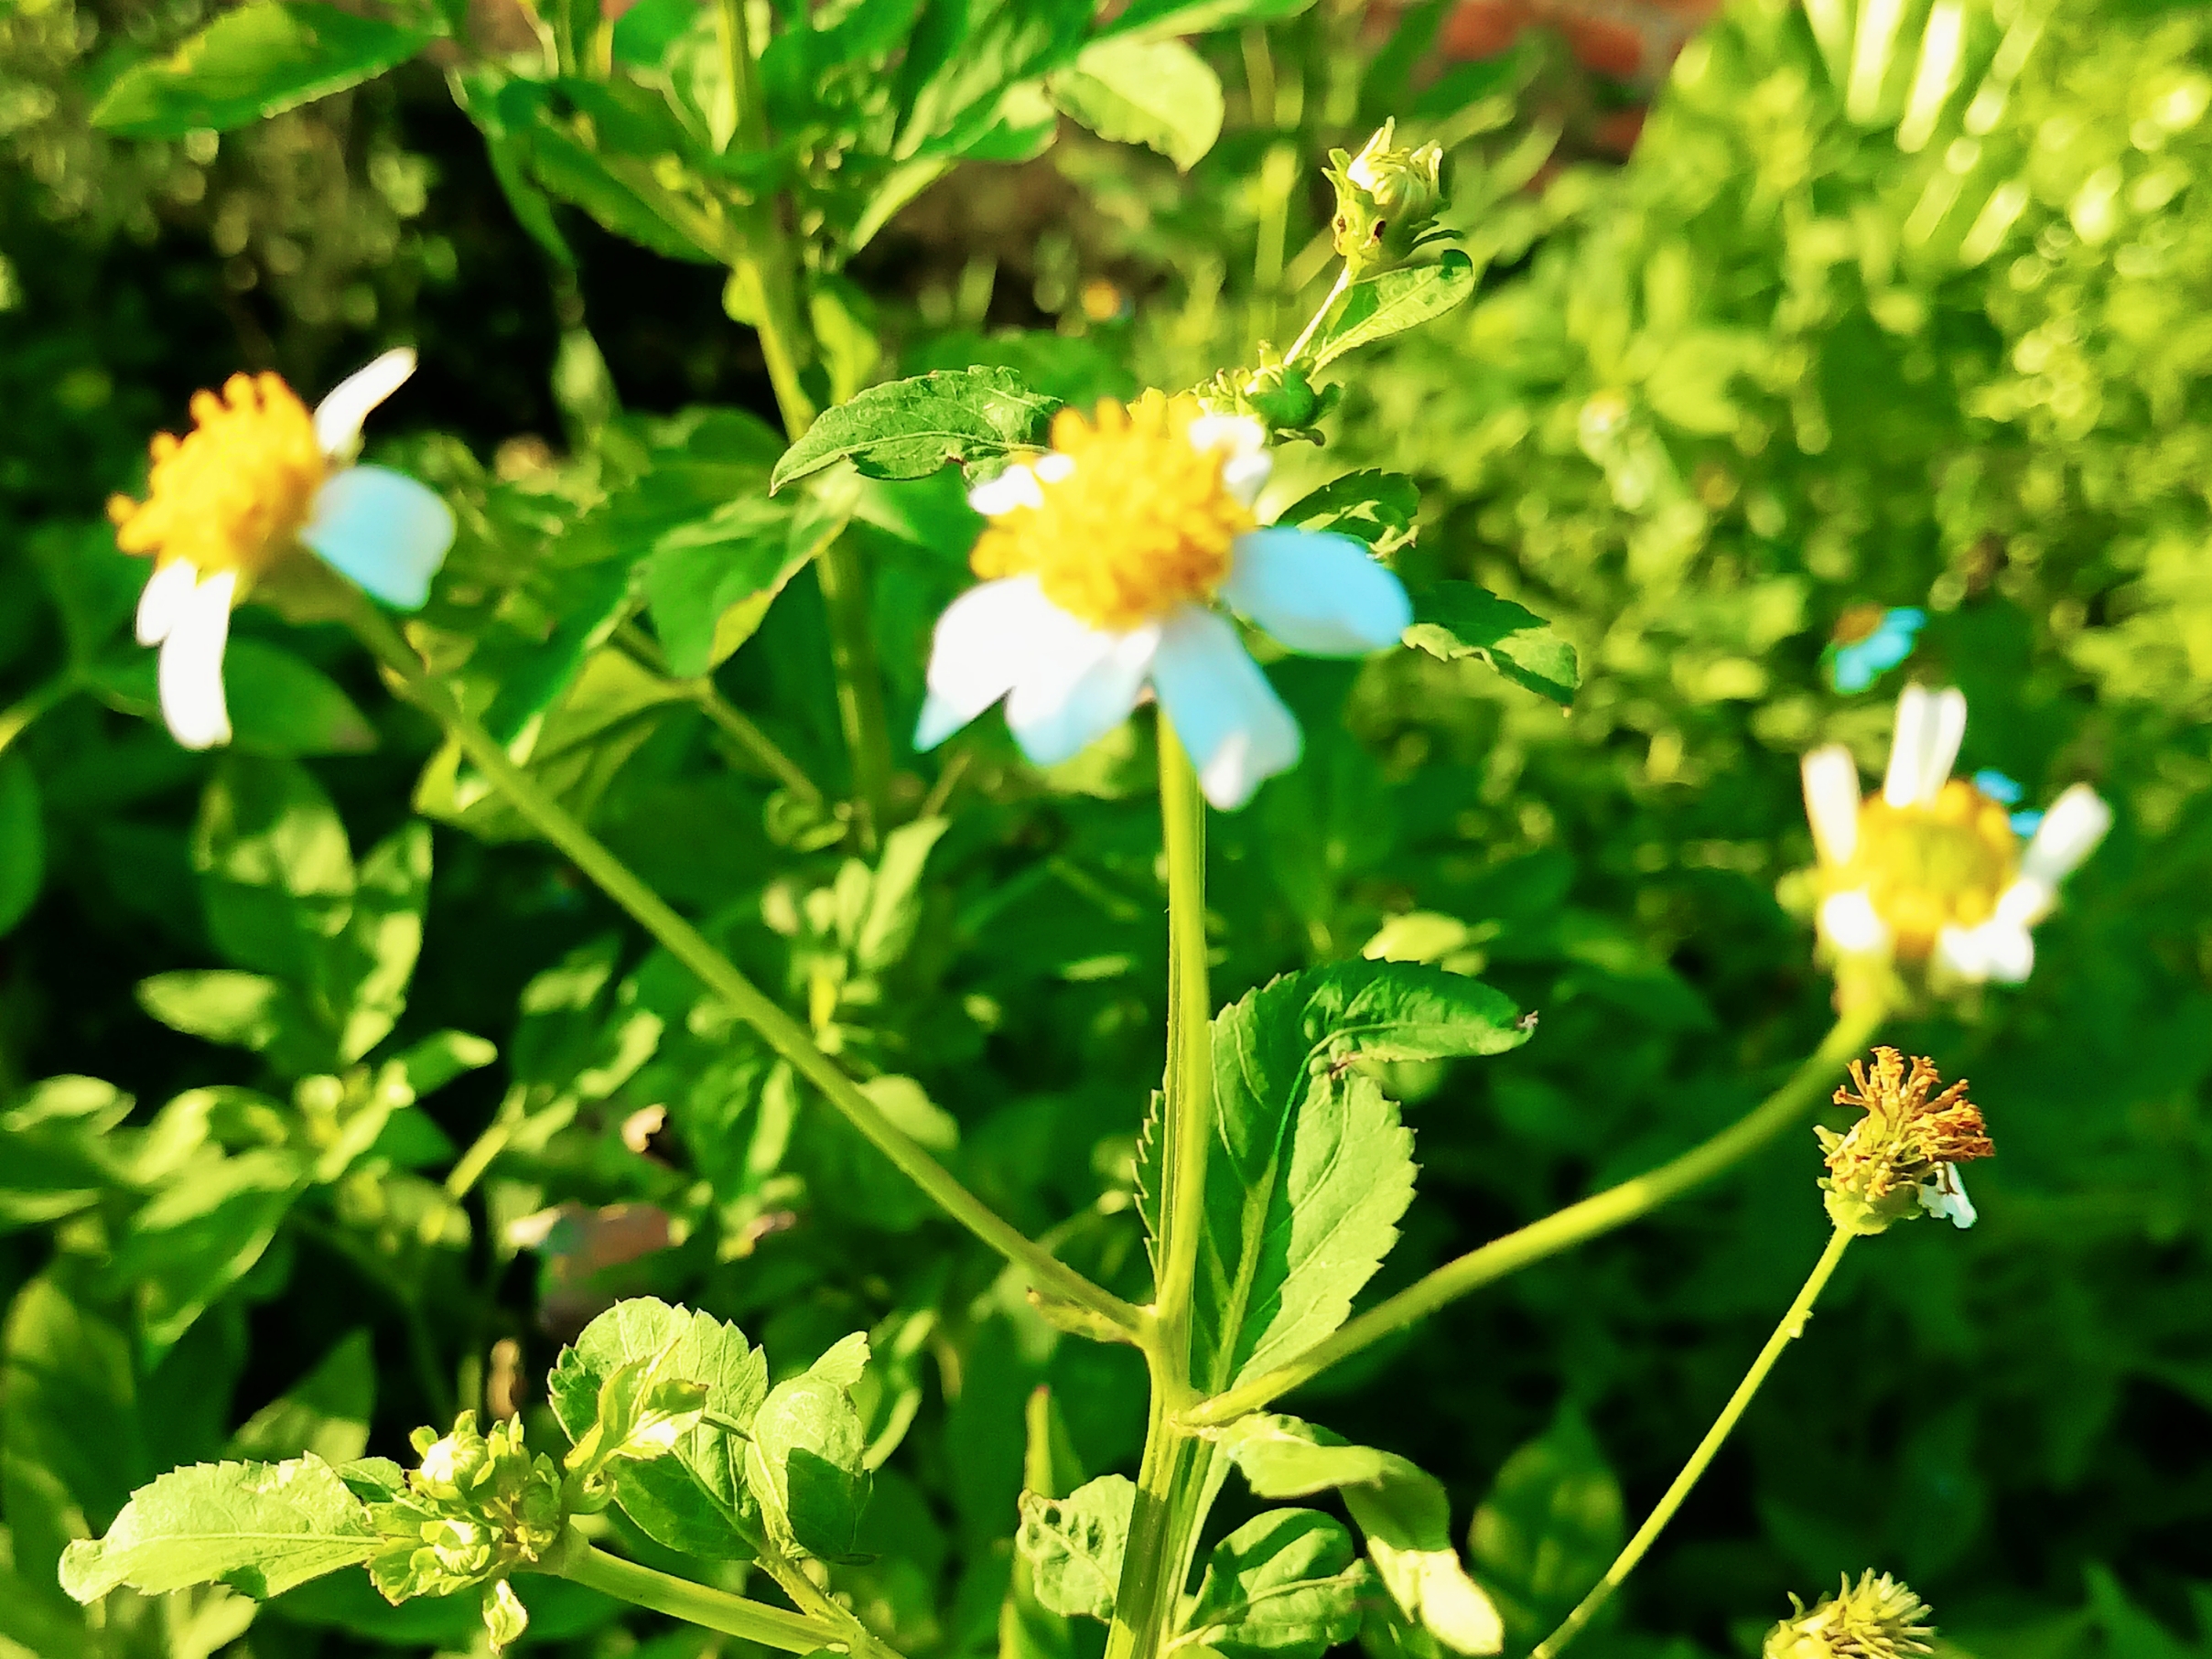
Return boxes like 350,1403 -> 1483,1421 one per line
916,392 -> 1411,810
1798,684 -> 2110,984
112,350 -> 455,750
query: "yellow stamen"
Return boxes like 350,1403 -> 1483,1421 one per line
1834,779 -> 2017,960
970,392 -> 1253,630
109,372 -> 325,582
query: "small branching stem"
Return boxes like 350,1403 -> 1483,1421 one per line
1529,1224 -> 1858,1659
1182,1001 -> 1887,1426
1283,265 -> 1352,366
556,1542 -> 842,1653
351,605 -> 1142,1338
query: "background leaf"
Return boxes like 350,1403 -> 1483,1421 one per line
1402,582 -> 1580,706
1046,38 -> 1225,172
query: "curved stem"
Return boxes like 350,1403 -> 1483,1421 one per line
1530,1225 -> 1857,1659
1283,264 -> 1352,366
556,1543 -> 841,1653
351,606 -> 1142,1339
756,1548 -> 904,1659
1183,1003 -> 1886,1427
611,619 -> 825,807
0,673 -> 74,757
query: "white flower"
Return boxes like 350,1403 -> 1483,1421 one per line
915,393 -> 1412,810
1916,1163 -> 1977,1229
1799,684 -> 2111,984
113,350 -> 456,750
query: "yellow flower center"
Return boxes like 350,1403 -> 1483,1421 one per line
970,392 -> 1254,630
108,372 -> 326,580
1839,780 -> 2018,959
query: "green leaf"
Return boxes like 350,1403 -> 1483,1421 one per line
1466,1410 -> 1623,1643
192,758 -> 356,987
0,752 -> 45,938
231,1332 -> 375,1467
1402,581 -> 1580,706
1311,253 -> 1476,370
223,641 -> 379,759
135,971 -> 325,1072
770,368 -> 1060,491
2,1274 -> 144,1590
1046,38 -> 1224,171
1100,0 -> 1317,42
1015,1473 -> 1135,1621
92,1 -> 430,137
642,499 -> 810,678
59,1455 -> 378,1602
106,1148 -> 308,1353
382,1029 -> 499,1101
1224,1417 -> 1503,1656
547,1298 -> 770,1559
1279,472 -> 1420,555
744,1334 -> 874,1560
1182,1509 -> 1369,1659
1149,962 -> 1529,1392
895,0 -> 1086,158
326,821 -> 432,1066
853,817 -> 950,972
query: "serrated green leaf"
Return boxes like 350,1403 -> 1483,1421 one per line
231,1332 -> 374,1467
744,1335 -> 873,1559
1311,253 -> 1476,370
1402,581 -> 1580,706
1046,38 -> 1224,171
1279,472 -> 1420,555
59,1456 -> 377,1602
0,752 -> 45,939
1467,1410 -> 1622,1643
1181,1509 -> 1369,1659
548,1298 -> 771,1560
770,369 -> 1060,491
1015,1473 -> 1135,1621
1224,1417 -> 1503,1656
1146,962 -> 1529,1392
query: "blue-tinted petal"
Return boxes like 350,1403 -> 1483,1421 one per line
301,466 -> 455,609
1971,769 -> 2024,805
2009,809 -> 2045,838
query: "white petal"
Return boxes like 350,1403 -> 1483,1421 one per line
1917,1165 -> 1977,1229
914,577 -> 1062,750
1800,746 -> 1861,867
1222,451 -> 1272,507
1150,605 -> 1301,811
967,463 -> 1044,517
1980,921 -> 2035,983
2020,783 -> 2111,887
1883,684 -> 1966,808
1819,889 -> 1891,954
1187,414 -> 1271,507
1005,621 -> 1160,767
1220,529 -> 1412,656
135,557 -> 200,647
158,568 -> 237,750
1033,453 -> 1075,485
313,347 -> 417,458
1995,876 -> 2056,930
301,466 -> 455,609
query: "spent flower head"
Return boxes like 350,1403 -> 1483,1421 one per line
1819,1049 -> 1992,1234
1326,120 -> 1447,272
110,350 -> 454,750
1764,1571 -> 1936,1659
1801,684 -> 2111,986
916,391 -> 1411,810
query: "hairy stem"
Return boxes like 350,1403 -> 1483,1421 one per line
1105,722 -> 1217,1659
1530,1224 -> 1858,1659
1183,1004 -> 1886,1426
556,1543 -> 842,1653
352,606 -> 1142,1337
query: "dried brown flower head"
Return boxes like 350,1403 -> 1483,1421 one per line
1818,1048 -> 1993,1233
1764,1570 -> 1936,1659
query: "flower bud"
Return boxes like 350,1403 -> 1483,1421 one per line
1326,121 -> 1446,271
1818,1049 -> 1993,1235
1764,1571 -> 1935,1659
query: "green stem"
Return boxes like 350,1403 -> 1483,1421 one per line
352,606 -> 1142,1338
612,619 -> 826,807
815,533 -> 896,855
1183,1003 -> 1886,1427
1104,721 -> 1217,1659
1283,265 -> 1352,366
556,1543 -> 840,1653
757,1548 -> 904,1659
1529,1224 -> 1858,1659
0,673 -> 74,757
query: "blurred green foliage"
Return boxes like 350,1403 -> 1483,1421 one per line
2,0 -> 2210,1654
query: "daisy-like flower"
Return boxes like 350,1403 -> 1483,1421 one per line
1799,684 -> 2111,984
914,392 -> 1412,810
110,350 -> 456,750
1818,1047 -> 1992,1233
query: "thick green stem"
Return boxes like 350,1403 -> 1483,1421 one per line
1530,1225 -> 1857,1659
1104,723 -> 1217,1659
1183,1004 -> 1886,1427
757,1548 -> 904,1659
353,607 -> 1141,1337
556,1543 -> 839,1652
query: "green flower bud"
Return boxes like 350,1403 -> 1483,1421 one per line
1325,120 -> 1446,272
1764,1571 -> 1935,1659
